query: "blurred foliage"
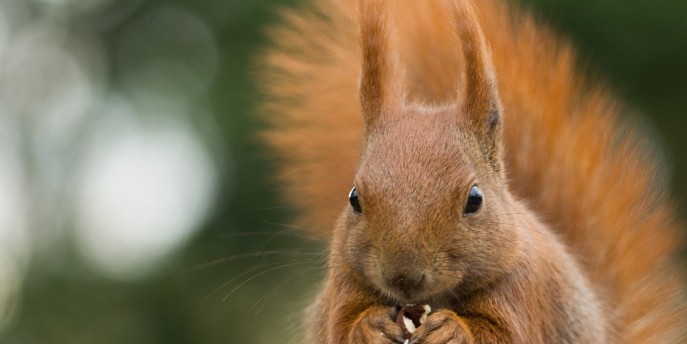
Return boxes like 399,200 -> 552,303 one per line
0,0 -> 685,343
521,0 -> 687,194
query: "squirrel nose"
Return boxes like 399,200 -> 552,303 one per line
389,272 -> 425,295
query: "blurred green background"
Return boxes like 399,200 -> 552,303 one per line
0,0 -> 684,343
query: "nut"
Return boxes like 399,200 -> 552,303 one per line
396,304 -> 431,339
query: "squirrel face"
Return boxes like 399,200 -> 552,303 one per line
336,104 -> 523,304
334,0 -> 524,305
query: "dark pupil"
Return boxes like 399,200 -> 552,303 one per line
349,187 -> 362,213
464,186 -> 483,214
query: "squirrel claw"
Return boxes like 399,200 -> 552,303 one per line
410,310 -> 472,344
348,306 -> 405,344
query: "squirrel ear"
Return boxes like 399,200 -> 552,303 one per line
451,0 -> 503,171
358,0 -> 398,130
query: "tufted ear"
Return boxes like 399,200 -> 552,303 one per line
358,0 -> 398,130
450,0 -> 503,172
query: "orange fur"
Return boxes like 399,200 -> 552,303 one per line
258,0 -> 687,342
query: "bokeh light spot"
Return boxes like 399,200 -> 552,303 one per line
75,114 -> 217,280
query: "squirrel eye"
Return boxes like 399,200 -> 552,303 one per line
464,185 -> 483,215
348,186 -> 363,214
349,186 -> 362,213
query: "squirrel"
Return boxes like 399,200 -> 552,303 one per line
258,0 -> 687,342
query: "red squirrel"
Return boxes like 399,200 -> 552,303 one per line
259,0 -> 687,342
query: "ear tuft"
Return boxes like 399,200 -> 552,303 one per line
358,0 -> 394,129
451,0 -> 504,171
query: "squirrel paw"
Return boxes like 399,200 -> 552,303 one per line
409,310 -> 472,344
348,306 -> 406,344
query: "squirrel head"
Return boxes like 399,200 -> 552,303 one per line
333,0 -> 524,304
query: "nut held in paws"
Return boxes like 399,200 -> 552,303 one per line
396,304 -> 431,339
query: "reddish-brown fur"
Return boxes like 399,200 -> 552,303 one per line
259,0 -> 687,343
